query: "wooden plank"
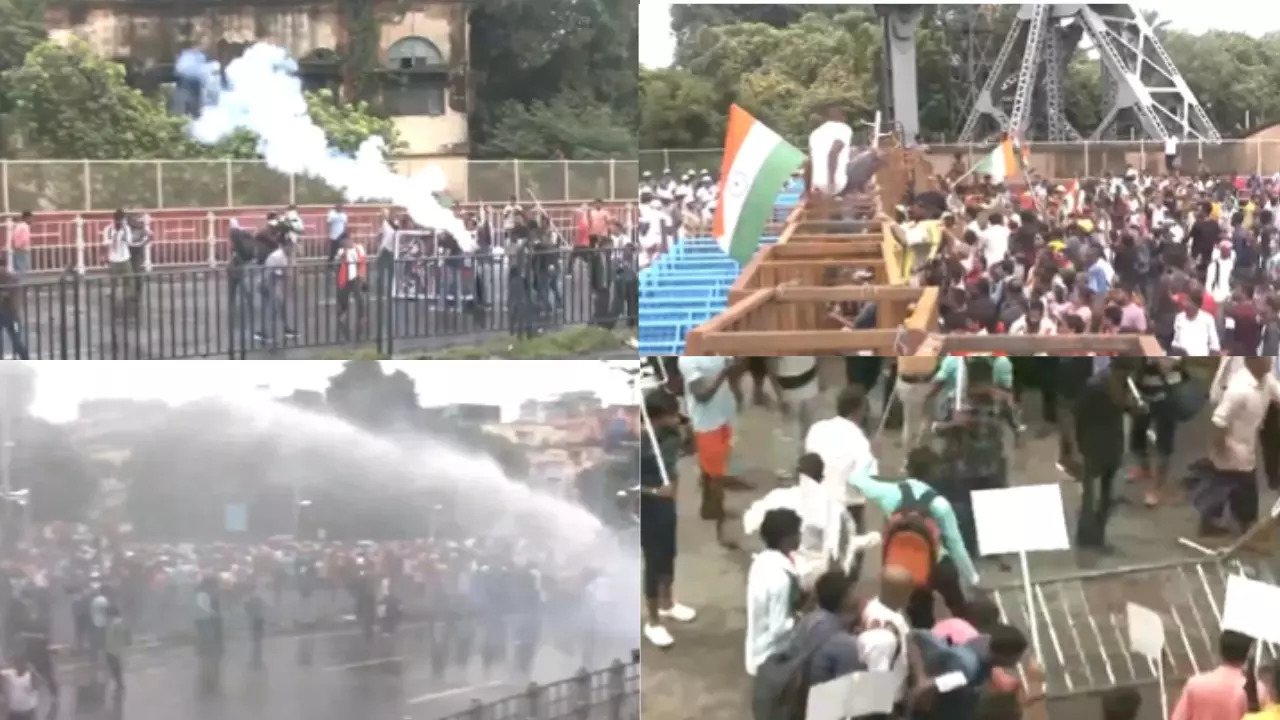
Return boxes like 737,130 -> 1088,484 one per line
772,242 -> 883,258
880,220 -> 905,286
695,329 -> 925,356
938,334 -> 1158,355
773,285 -> 922,303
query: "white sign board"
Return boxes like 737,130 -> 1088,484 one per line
1126,602 -> 1165,661
971,484 -> 1072,556
1222,574 -> 1280,645
805,670 -> 897,720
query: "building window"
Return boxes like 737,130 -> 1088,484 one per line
384,36 -> 448,117
386,36 -> 445,70
385,76 -> 447,117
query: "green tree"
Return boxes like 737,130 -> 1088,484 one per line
469,0 -> 637,158
643,8 -> 1280,148
638,67 -> 723,150
5,41 -> 401,160
4,40 -> 193,159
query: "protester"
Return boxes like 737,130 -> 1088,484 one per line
804,385 -> 879,581
677,355 -> 744,549
640,388 -> 696,648
849,446 -> 978,628
744,508 -> 803,676
1171,630 -> 1253,720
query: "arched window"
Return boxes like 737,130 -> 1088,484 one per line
386,36 -> 444,70
384,36 -> 448,117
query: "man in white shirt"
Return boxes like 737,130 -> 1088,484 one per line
103,209 -> 134,301
1164,135 -> 1179,174
376,209 -> 397,292
1008,302 -> 1057,336
255,241 -> 298,343
1171,289 -> 1220,356
769,357 -> 821,442
1,656 -> 42,720
807,106 -> 854,197
1202,357 -> 1280,537
804,385 -> 879,582
858,566 -> 914,704
678,356 -> 742,548
745,508 -> 802,675
326,201 -> 349,267
978,211 -> 1011,268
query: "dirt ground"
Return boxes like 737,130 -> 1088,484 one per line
639,358 -> 1279,720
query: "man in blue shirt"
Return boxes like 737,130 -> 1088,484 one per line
326,201 -> 349,267
678,356 -> 743,548
849,446 -> 979,629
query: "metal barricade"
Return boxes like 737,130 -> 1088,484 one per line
439,656 -> 639,720
990,556 -> 1279,699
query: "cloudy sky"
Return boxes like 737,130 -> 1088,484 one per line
639,1 -> 1280,69
22,360 -> 636,423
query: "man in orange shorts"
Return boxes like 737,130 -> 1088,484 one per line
677,356 -> 744,548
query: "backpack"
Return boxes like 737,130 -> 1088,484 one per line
750,622 -> 833,720
882,483 -> 941,586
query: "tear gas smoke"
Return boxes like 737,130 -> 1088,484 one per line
175,44 -> 474,250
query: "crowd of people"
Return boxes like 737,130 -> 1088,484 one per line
637,169 -> 719,269
0,197 -> 640,358
640,353 -> 1280,720
0,524 -> 610,716
791,108 -> 1280,353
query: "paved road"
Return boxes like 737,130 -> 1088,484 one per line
11,261 -> 623,360
39,619 -> 634,720
639,358 -> 1280,720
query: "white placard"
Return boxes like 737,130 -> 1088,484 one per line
805,674 -> 853,720
1126,602 -> 1165,661
805,671 -> 897,720
970,484 -> 1072,556
1270,495 -> 1280,519
1222,574 -> 1280,645
846,671 -> 899,718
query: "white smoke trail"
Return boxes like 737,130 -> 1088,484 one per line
175,43 -> 474,250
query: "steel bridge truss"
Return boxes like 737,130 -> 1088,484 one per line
879,3 -> 1219,143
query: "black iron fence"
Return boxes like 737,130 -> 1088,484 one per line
0,248 -> 638,359
440,654 -> 639,720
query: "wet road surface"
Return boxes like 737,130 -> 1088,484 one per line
43,621 -> 609,720
639,358 -> 1280,720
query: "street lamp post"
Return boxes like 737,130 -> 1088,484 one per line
295,499 -> 312,540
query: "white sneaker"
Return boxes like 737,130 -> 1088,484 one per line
659,602 -> 697,623
644,623 -> 675,648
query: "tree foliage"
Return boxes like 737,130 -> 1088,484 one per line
0,0 -> 632,163
469,0 -> 637,159
641,7 -> 1280,150
3,40 -> 399,160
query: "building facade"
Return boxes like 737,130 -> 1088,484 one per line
43,0 -> 470,183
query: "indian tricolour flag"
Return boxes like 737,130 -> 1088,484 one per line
972,136 -> 1029,183
713,105 -> 806,264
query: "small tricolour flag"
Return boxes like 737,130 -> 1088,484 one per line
713,105 -> 806,264
972,136 -> 1029,183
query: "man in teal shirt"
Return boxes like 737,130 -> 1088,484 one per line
849,446 -> 979,629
